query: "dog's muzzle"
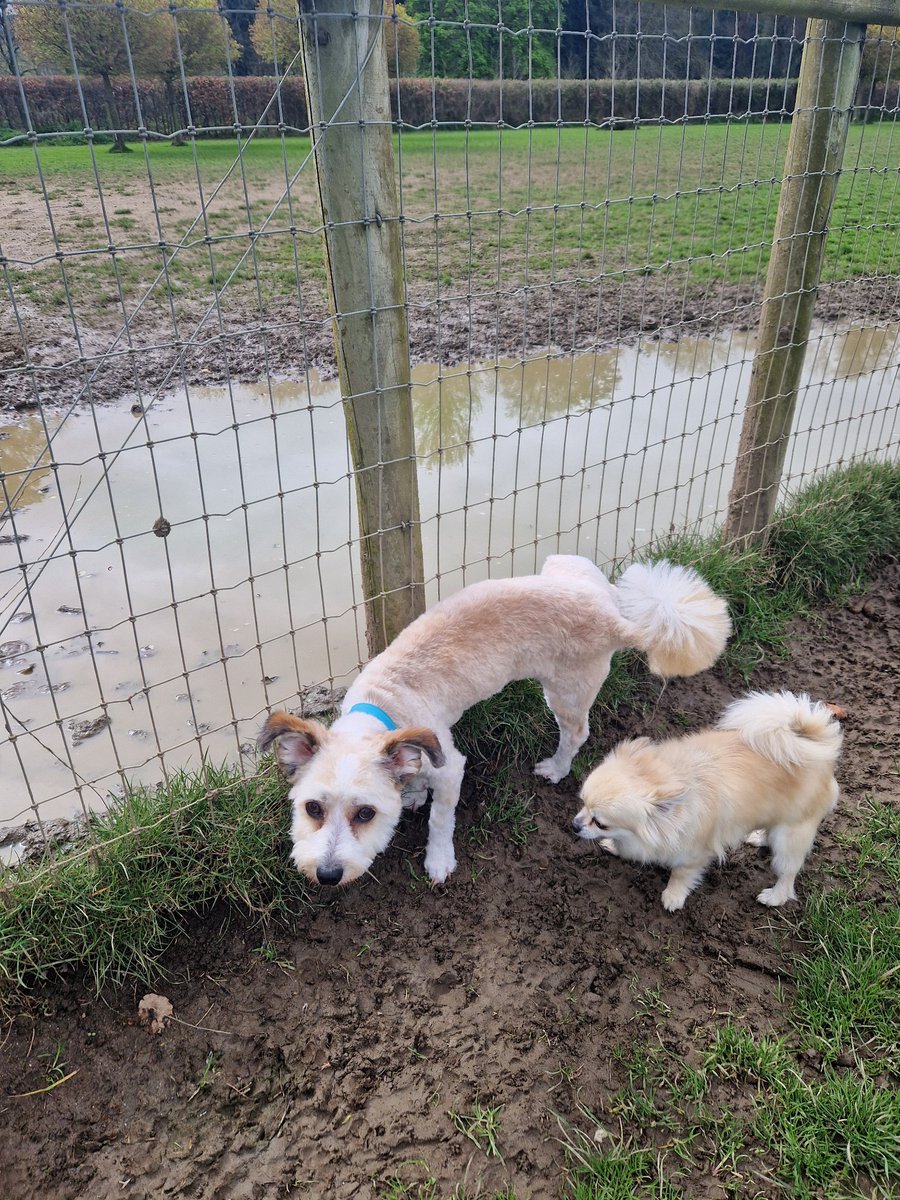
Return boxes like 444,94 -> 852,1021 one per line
316,864 -> 344,886
572,814 -> 600,839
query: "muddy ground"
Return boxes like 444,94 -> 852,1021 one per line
1,563 -> 898,1199
3,273 -> 900,412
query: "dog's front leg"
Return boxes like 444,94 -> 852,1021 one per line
423,747 -> 466,885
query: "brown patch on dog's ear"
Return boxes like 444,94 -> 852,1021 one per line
258,712 -> 329,779
381,726 -> 445,783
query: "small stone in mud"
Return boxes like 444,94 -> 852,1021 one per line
137,993 -> 173,1035
0,532 -> 28,545
139,645 -> 156,658
57,605 -> 83,616
69,714 -> 110,744
152,516 -> 171,538
11,611 -> 33,623
131,403 -> 144,416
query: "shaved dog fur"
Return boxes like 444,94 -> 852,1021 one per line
259,556 -> 730,887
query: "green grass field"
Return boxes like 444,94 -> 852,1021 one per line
2,123 -> 898,328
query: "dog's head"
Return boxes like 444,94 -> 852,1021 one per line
258,712 -> 444,886
572,738 -> 686,855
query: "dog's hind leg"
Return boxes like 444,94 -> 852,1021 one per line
757,817 -> 821,906
423,745 -> 466,885
535,661 -> 610,784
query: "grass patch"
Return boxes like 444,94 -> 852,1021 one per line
641,458 -> 900,677
569,1148 -> 680,1199
449,1099 -> 505,1160
792,888 -> 900,1072
2,124 -> 898,327
0,761 -> 306,999
836,792 -> 900,891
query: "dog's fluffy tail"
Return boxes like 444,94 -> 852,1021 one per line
718,691 -> 843,770
615,560 -> 731,677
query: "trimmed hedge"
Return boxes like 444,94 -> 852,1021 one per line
1,74 -> 897,142
0,75 -> 309,139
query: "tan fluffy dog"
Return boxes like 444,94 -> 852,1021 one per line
259,556 -> 730,887
573,691 -> 842,910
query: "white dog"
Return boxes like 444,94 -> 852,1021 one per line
573,691 -> 842,910
258,556 -> 730,886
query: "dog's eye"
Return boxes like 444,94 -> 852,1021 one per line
591,818 -> 608,831
305,800 -> 324,820
354,806 -> 377,824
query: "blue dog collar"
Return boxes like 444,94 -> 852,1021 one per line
347,702 -> 398,731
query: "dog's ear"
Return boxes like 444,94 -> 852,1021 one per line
258,712 -> 329,779
651,780 -> 689,815
619,736 -> 652,759
381,727 -> 445,783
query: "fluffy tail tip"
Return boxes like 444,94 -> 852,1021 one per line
718,691 -> 843,769
616,559 -> 731,677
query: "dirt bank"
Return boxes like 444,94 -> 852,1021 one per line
3,274 -> 900,412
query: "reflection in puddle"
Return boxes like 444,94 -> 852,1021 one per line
1,322 -> 898,825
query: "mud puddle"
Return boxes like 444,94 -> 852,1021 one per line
1,322 -> 898,828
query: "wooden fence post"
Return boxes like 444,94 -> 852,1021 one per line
298,0 -> 424,656
723,18 -> 866,546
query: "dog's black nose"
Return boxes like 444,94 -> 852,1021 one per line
572,816 -> 583,832
316,864 -> 344,886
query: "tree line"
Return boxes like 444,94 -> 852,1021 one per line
2,0 -> 896,148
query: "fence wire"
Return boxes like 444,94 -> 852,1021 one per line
0,2 -> 898,855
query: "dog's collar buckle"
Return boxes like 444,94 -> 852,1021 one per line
347,702 -> 398,731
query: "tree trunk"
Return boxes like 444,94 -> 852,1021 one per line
164,77 -> 185,146
101,71 -> 129,153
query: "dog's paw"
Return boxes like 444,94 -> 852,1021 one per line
745,829 -> 767,848
534,757 -> 565,784
756,885 -> 796,907
424,847 -> 457,886
599,837 -> 619,856
661,887 -> 687,912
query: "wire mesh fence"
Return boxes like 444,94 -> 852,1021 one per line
1,2 -> 898,856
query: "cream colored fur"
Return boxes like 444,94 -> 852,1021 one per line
259,555 -> 730,887
574,691 -> 842,910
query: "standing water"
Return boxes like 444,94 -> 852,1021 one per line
1,324 -> 898,830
